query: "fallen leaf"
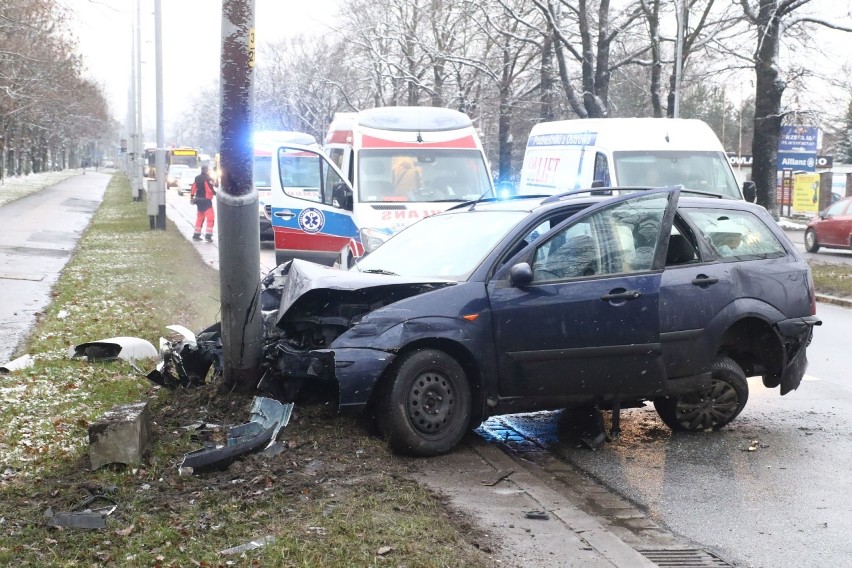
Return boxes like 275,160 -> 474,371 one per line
377,546 -> 393,555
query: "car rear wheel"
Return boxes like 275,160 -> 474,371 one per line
378,348 -> 471,456
804,228 -> 820,252
654,355 -> 748,432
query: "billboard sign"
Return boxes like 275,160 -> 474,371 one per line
792,173 -> 821,214
778,152 -> 816,172
778,126 -> 819,153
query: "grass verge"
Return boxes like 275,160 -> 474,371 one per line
808,261 -> 852,298
0,174 -> 491,567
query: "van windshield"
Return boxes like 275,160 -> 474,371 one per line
357,149 -> 493,203
613,151 -> 741,199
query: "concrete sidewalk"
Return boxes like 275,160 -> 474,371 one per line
413,438 -> 656,568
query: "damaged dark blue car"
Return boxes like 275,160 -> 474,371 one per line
251,187 -> 820,456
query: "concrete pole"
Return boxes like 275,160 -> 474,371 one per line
128,8 -> 138,197
218,0 -> 262,390
135,0 -> 144,200
673,0 -> 686,119
154,0 -> 166,230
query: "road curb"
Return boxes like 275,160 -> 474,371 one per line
816,294 -> 852,308
471,441 -> 657,568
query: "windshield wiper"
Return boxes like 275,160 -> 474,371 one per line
361,268 -> 398,276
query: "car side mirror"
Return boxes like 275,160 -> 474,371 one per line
332,183 -> 353,211
509,262 -> 534,287
742,181 -> 756,203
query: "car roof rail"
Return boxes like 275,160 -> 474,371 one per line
448,193 -> 556,211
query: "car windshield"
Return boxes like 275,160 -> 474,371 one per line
354,210 -> 528,280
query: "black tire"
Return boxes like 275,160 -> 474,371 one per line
804,228 -> 820,253
654,355 -> 748,432
377,349 -> 471,456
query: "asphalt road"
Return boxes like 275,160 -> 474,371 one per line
783,227 -> 852,265
0,172 -> 110,362
487,300 -> 852,568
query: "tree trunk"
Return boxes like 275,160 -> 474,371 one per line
540,33 -> 555,122
751,0 -> 784,216
498,50 -> 513,182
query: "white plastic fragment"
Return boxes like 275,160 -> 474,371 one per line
0,354 -> 35,374
68,337 -> 158,363
220,535 -> 276,555
165,324 -> 197,346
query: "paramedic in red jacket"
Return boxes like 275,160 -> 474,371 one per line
190,165 -> 217,242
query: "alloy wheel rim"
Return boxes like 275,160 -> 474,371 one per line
406,370 -> 455,435
674,378 -> 739,430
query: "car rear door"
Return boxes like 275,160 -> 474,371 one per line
487,189 -> 678,403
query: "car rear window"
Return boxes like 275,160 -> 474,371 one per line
682,208 -> 785,259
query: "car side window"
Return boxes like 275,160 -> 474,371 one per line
825,199 -> 848,217
532,193 -> 670,281
682,208 -> 786,259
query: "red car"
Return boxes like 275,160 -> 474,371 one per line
805,196 -> 852,252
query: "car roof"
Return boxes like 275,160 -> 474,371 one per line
447,189 -> 755,217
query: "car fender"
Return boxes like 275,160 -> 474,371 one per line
704,296 -> 787,341
330,314 -> 499,411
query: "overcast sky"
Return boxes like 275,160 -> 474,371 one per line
62,0 -> 337,128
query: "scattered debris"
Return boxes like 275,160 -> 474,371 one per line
746,440 -> 759,452
146,323 -> 222,388
220,535 -> 275,555
0,353 -> 34,374
69,336 -> 158,363
181,397 -> 294,473
482,470 -> 514,486
524,510 -> 550,520
44,495 -> 118,530
377,546 -> 393,556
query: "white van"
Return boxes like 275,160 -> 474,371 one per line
267,107 -> 494,265
518,118 -> 750,200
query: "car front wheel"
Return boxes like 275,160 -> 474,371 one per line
378,348 -> 471,456
804,228 -> 820,252
654,355 -> 748,432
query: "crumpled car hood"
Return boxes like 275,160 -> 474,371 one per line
265,259 -> 456,328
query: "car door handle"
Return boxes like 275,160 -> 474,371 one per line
600,289 -> 641,302
692,274 -> 719,286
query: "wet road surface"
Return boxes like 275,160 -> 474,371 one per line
0,172 -> 109,362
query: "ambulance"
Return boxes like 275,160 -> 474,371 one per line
253,131 -> 318,240
518,118 -> 750,200
268,106 -> 494,265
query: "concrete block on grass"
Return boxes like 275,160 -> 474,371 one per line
88,401 -> 151,470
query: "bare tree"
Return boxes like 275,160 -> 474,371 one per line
739,0 -> 852,214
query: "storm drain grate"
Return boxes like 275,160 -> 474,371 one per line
639,549 -> 733,567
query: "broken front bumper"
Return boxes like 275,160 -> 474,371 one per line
281,347 -> 397,410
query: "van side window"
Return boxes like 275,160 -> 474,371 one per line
593,152 -> 610,187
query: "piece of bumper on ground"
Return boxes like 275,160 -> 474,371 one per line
69,336 -> 158,363
180,397 -> 294,473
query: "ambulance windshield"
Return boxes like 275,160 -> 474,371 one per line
358,149 -> 493,203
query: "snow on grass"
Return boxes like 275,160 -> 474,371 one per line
0,173 -> 220,479
0,170 -> 84,207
